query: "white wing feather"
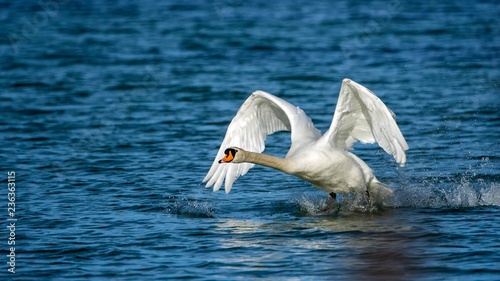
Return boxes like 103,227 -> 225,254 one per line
321,79 -> 409,166
203,90 -> 320,193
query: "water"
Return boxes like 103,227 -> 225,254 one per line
1,0 -> 499,280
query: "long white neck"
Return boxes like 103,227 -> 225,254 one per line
242,151 -> 291,174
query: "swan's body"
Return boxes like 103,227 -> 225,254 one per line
203,79 -> 408,200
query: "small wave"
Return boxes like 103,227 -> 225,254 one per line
165,195 -> 215,218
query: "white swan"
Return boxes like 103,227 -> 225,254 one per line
203,79 -> 408,201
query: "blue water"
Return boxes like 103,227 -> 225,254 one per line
1,0 -> 499,280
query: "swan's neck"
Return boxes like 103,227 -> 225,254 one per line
243,151 -> 290,174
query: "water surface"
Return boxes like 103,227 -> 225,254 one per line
0,0 -> 499,280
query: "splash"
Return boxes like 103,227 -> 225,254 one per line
294,193 -> 385,216
391,176 -> 500,208
165,195 -> 215,218
294,193 -> 330,216
293,174 -> 499,215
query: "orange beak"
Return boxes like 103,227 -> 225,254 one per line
219,150 -> 234,163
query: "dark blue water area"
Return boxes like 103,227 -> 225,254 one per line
0,0 -> 499,280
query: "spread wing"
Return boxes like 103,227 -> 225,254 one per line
203,90 -> 321,193
320,79 -> 409,166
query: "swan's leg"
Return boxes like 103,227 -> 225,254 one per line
321,192 -> 340,213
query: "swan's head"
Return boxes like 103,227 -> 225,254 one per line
218,147 -> 244,164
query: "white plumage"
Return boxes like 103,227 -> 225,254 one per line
203,79 -> 408,199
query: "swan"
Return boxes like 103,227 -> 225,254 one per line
203,78 -> 408,202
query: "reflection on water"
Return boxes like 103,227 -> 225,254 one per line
328,216 -> 419,281
213,211 -> 421,280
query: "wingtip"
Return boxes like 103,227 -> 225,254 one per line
251,90 -> 269,97
213,184 -> 221,192
398,153 -> 407,167
343,78 -> 363,88
202,175 -> 209,184
343,78 -> 351,84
